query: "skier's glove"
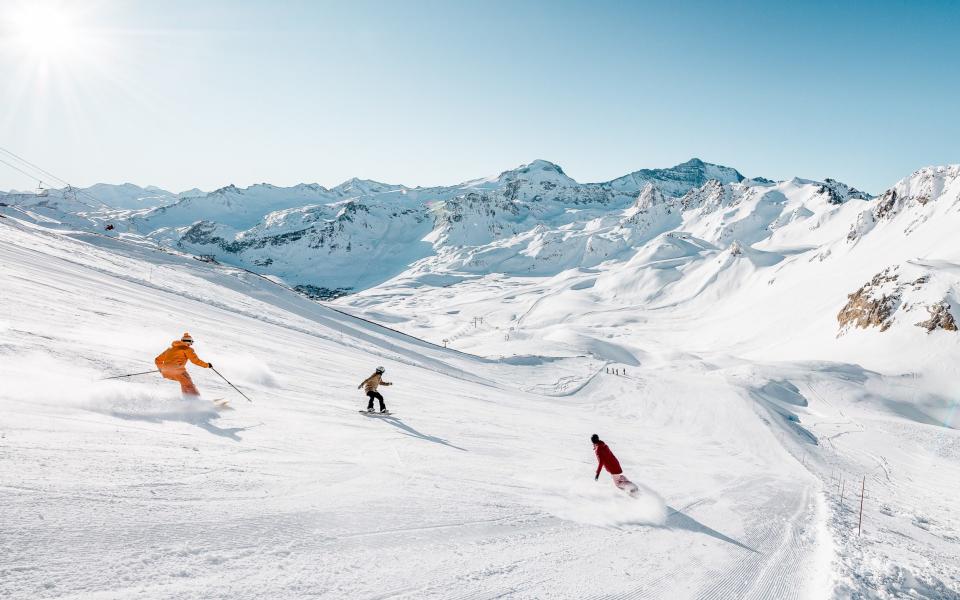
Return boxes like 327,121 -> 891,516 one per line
207,362 -> 213,368
594,474 -> 599,481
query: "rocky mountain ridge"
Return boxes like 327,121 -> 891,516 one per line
3,159 -> 957,339
121,158 -> 753,290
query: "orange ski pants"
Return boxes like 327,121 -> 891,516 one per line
160,368 -> 200,397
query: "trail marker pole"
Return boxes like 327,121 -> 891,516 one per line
858,476 -> 865,535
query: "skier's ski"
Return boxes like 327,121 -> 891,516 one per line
213,398 -> 231,409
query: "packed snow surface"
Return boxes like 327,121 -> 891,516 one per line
2,160 -> 959,599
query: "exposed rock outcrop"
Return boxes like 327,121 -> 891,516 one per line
837,268 -> 902,332
915,301 -> 958,333
838,267 -> 956,335
817,178 -> 870,205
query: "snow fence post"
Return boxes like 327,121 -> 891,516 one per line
857,476 -> 865,535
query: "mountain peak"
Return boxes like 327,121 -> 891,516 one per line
669,158 -> 743,180
526,159 -> 565,173
498,159 -> 568,180
332,177 -> 398,195
210,184 -> 240,195
606,158 -> 745,198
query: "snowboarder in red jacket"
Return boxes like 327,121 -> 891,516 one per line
592,434 -> 639,496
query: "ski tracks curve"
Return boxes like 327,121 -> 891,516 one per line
583,476 -> 823,600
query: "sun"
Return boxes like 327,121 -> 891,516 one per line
5,2 -> 93,64
1,0 -> 129,136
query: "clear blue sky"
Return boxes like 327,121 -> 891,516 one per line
1,0 -> 957,193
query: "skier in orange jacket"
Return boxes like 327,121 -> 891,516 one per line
154,332 -> 212,397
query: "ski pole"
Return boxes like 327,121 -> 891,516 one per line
211,367 -> 253,403
101,370 -> 158,381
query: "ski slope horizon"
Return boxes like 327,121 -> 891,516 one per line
1,156 -> 959,599
0,156 -> 757,200
0,156 -> 909,296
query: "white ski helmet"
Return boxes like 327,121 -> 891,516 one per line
375,366 -> 385,374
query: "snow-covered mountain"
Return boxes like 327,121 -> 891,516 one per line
1,182 -> 187,212
605,157 -> 746,197
2,158 -> 959,598
5,159 -> 958,347
349,163 -> 960,363
2,159 -> 959,598
110,158 -> 747,291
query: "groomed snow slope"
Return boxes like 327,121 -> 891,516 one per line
340,165 -> 960,598
0,216 -> 838,599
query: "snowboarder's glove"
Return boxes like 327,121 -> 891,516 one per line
206,362 -> 213,368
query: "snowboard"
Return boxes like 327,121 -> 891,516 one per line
613,475 -> 639,497
359,410 -> 392,416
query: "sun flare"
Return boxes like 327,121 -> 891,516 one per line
5,2 -> 93,64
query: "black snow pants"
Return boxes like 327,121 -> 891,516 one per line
366,391 -> 386,411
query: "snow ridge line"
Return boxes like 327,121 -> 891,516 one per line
3,215 -> 481,360
1,220 -> 503,391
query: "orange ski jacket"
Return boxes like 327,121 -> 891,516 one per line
155,340 -> 210,371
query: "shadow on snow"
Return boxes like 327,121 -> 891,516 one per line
663,505 -> 759,554
374,415 -> 467,452
106,409 -> 256,441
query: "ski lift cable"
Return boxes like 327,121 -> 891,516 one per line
0,145 -> 110,209
0,155 -> 44,187
0,145 -> 72,191
0,152 -> 75,199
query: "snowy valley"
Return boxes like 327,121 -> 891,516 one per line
1,158 -> 959,599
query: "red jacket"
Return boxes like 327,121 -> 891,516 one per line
594,442 -> 622,476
